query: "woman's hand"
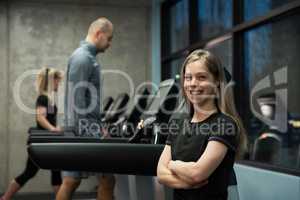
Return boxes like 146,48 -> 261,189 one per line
168,160 -> 186,172
168,160 -> 209,189
167,141 -> 228,185
137,119 -> 144,130
101,127 -> 110,139
50,126 -> 62,132
168,160 -> 209,187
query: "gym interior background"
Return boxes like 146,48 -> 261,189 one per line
0,0 -> 152,195
1,0 -> 300,199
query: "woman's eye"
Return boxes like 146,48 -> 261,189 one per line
184,76 -> 192,81
197,75 -> 206,80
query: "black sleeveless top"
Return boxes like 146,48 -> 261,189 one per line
36,95 -> 57,130
166,112 -> 238,200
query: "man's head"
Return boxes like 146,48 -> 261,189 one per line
86,17 -> 114,53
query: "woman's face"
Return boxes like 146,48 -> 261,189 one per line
183,60 -> 218,109
53,78 -> 61,92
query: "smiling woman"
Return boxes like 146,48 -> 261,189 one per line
183,59 -> 219,114
157,49 -> 247,200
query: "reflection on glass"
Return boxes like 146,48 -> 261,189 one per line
243,13 -> 300,169
244,0 -> 297,21
197,0 -> 232,40
245,24 -> 272,91
170,57 -> 185,79
205,38 -> 233,74
170,0 -> 189,53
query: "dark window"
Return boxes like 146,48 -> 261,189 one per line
169,0 -> 189,54
244,0 -> 297,21
243,12 -> 300,169
197,0 -> 232,40
205,38 -> 233,74
169,57 -> 186,79
161,0 -> 300,173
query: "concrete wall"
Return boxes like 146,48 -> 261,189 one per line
0,0 -> 151,193
0,1 -> 9,192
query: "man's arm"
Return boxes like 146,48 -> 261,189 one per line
68,56 -> 94,120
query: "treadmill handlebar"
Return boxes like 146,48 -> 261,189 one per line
129,116 -> 157,143
28,127 -> 75,136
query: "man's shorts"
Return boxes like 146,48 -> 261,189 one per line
62,171 -> 114,180
62,171 -> 99,179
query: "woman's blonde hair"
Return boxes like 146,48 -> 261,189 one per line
180,49 -> 247,158
36,67 -> 63,96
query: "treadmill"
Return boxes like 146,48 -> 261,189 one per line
27,79 -> 179,176
101,92 -> 130,123
109,87 -> 150,138
100,96 -> 114,119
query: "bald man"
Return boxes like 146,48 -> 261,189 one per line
58,17 -> 115,200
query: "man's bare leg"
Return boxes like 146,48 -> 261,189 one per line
56,177 -> 81,200
97,174 -> 115,200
